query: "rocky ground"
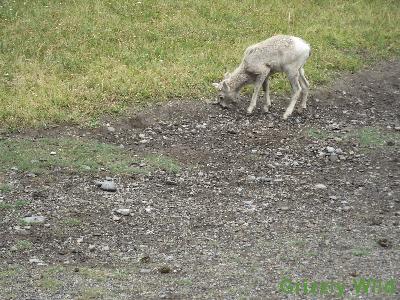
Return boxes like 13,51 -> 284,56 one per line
0,60 -> 399,299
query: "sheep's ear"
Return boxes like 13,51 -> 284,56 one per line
222,81 -> 229,91
212,82 -> 220,90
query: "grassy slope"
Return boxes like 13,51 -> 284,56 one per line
0,0 -> 399,128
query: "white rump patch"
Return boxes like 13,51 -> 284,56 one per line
292,37 -> 310,55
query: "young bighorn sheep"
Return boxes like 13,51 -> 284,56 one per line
213,35 -> 311,119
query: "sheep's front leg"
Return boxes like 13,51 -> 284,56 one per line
262,77 -> 271,113
283,72 -> 302,120
247,72 -> 268,115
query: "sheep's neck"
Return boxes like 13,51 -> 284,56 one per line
226,66 -> 250,92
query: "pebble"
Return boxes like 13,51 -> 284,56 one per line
115,208 -> 131,216
326,146 -> 335,153
315,184 -> 327,189
112,215 -> 121,221
23,215 -> 46,224
50,151 -> 57,155
100,181 -> 117,192
107,126 -> 116,132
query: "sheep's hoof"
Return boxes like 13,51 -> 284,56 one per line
263,106 -> 270,113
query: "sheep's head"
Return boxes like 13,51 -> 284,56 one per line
212,78 -> 237,108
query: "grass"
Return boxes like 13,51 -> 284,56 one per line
0,199 -> 30,210
0,137 -> 181,175
0,183 -> 12,193
14,239 -> 33,251
306,127 -> 400,148
0,0 -> 399,129
62,217 -> 82,227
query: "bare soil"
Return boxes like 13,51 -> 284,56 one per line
0,60 -> 399,299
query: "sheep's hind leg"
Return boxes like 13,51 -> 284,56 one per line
247,70 -> 269,115
298,67 -> 309,113
283,72 -> 302,120
262,76 -> 271,113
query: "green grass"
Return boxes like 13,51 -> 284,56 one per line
0,183 -> 12,193
62,217 -> 82,227
0,137 -> 181,174
0,0 -> 399,129
14,239 -> 33,251
0,199 -> 30,210
306,127 -> 400,148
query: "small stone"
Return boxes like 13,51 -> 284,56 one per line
247,175 -> 256,182
257,176 -> 272,183
50,151 -> 57,155
386,141 -> 395,146
88,244 -> 96,252
342,206 -> 351,212
107,126 -> 115,132
315,184 -> 327,189
280,206 -> 290,211
158,266 -> 172,274
115,208 -> 131,216
100,181 -> 117,192
326,146 -> 335,153
276,151 -> 283,156
29,257 -> 44,264
82,165 -> 91,170
377,238 -> 392,248
23,215 -> 46,224
330,154 -> 338,162
11,166 -> 19,171
140,268 -> 151,274
140,255 -> 151,263
335,148 -> 344,155
101,245 -> 110,251
112,215 -> 121,221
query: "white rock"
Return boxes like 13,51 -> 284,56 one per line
326,146 -> 335,153
115,208 -> 131,216
23,216 -> 46,224
315,184 -> 327,189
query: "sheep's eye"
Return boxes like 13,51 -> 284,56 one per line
219,95 -> 224,100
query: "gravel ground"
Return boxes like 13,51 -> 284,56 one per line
0,60 -> 399,299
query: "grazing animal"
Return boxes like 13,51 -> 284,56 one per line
213,35 -> 311,119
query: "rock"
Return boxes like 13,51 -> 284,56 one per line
158,266 -> 172,274
140,268 -> 151,274
335,148 -> 344,155
88,244 -> 96,252
326,146 -> 335,153
247,175 -> 256,182
101,245 -> 110,251
29,257 -> 44,264
377,238 -> 392,248
315,184 -> 327,189
330,154 -> 338,162
23,215 -> 46,224
107,126 -> 116,132
386,141 -> 395,146
342,206 -> 351,212
112,215 -> 121,221
100,181 -> 117,192
50,151 -> 57,155
11,166 -> 19,171
280,206 -> 290,211
257,176 -> 272,183
115,208 -> 131,216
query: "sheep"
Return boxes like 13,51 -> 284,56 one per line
212,35 -> 311,120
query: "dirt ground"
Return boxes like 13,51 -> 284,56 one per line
0,60 -> 399,299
